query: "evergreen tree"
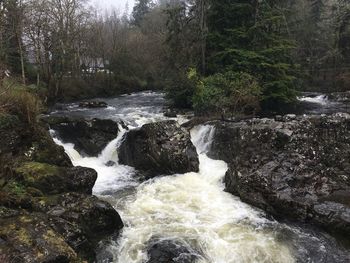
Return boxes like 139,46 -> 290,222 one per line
207,0 -> 298,109
163,0 -> 202,108
1,0 -> 24,75
132,0 -> 154,27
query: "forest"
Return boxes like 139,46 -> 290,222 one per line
1,0 -> 350,115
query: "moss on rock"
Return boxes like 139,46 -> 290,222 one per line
0,181 -> 33,209
0,214 -> 83,263
0,113 -> 20,129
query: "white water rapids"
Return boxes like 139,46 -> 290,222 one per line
50,92 -> 350,263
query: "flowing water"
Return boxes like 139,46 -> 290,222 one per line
51,91 -> 350,263
297,92 -> 350,114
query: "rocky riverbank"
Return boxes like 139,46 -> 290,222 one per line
208,113 -> 350,244
0,114 -> 123,262
3,94 -> 350,262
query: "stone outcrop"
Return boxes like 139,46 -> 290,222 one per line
209,113 -> 350,239
14,162 -> 97,195
0,114 -> 123,262
119,120 -> 199,177
45,116 -> 120,156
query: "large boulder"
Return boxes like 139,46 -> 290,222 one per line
14,162 -> 97,195
33,192 -> 124,245
0,213 -> 83,263
0,115 -> 123,262
146,238 -> 201,263
0,114 -> 72,170
0,193 -> 123,262
209,113 -> 350,239
46,117 -> 120,156
118,121 -> 199,177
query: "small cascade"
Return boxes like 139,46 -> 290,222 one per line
51,125 -> 137,195
99,124 -> 127,164
51,130 -> 82,162
298,94 -> 329,105
191,125 -> 216,154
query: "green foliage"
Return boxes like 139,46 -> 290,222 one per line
0,79 -> 42,126
207,0 -> 298,111
165,69 -> 197,108
4,181 -> 26,196
193,70 -> 262,116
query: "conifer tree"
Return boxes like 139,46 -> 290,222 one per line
207,0 -> 298,109
132,0 -> 154,27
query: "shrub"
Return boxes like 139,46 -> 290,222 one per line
193,71 -> 262,117
165,69 -> 197,108
0,79 -> 42,127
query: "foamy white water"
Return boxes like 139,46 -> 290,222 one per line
298,95 -> 328,105
111,125 -> 294,263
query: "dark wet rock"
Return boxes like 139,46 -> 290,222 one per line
0,114 -> 26,156
46,117 -> 120,156
0,214 -> 82,263
209,113 -> 350,239
105,161 -> 116,167
0,115 -> 123,262
146,238 -> 201,263
0,206 -> 23,218
0,114 -> 72,168
79,101 -> 108,108
33,193 -> 124,245
30,128 -> 72,167
328,91 -> 350,103
0,193 -> 123,262
0,193 -> 123,263
274,223 -> 350,263
48,216 -> 95,261
14,162 -> 97,195
0,181 -> 34,209
164,110 -> 177,118
119,120 -> 199,177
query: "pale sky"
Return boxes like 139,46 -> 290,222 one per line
93,0 -> 136,14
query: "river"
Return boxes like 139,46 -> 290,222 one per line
50,91 -> 350,263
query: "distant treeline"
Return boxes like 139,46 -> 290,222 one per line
0,0 -> 349,114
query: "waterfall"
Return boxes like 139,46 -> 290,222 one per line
51,125 -> 137,195
110,125 -> 295,263
191,125 -> 216,154
50,92 -> 349,263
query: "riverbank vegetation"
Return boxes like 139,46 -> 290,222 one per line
1,0 -> 350,115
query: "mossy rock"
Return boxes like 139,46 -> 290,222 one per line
0,206 -> 22,218
15,162 -> 97,195
0,181 -> 33,209
15,162 -> 64,194
0,214 -> 84,263
33,193 -> 124,246
30,127 -> 72,167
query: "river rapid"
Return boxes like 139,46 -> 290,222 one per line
50,91 -> 350,263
